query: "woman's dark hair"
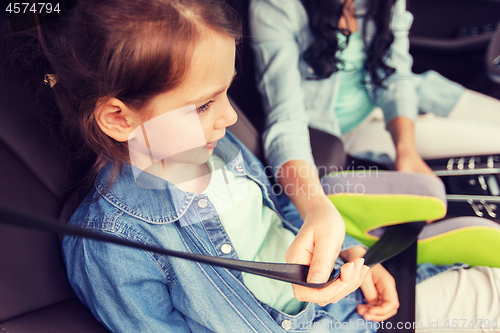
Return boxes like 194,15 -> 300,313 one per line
301,0 -> 398,87
6,0 -> 241,186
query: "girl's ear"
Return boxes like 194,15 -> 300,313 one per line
95,98 -> 141,142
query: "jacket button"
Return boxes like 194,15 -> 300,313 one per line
307,66 -> 314,74
220,243 -> 232,254
235,165 -> 243,172
281,319 -> 292,330
197,199 -> 208,208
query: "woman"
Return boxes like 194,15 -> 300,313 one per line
250,0 -> 500,329
250,0 -> 500,180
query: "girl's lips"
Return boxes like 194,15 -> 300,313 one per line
205,141 -> 217,149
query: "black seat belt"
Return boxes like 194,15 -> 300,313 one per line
0,204 -> 424,290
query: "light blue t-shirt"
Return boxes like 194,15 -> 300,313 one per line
335,31 -> 376,134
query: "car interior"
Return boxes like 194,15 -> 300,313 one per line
1,0 -> 499,332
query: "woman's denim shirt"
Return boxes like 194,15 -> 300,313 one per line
250,0 -> 465,178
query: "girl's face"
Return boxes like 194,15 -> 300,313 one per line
125,30 -> 238,169
146,30 -> 238,146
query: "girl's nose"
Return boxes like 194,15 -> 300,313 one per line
215,98 -> 238,129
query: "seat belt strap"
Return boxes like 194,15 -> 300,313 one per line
0,205 -> 423,290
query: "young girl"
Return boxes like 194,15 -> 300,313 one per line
23,0 -> 377,331
20,0 -> 499,332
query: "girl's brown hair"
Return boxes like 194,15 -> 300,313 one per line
36,0 -> 241,184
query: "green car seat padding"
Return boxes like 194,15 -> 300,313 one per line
322,170 -> 500,268
417,217 -> 500,268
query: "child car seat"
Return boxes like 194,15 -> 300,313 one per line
0,13 -> 109,331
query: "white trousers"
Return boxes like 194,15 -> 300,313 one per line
342,90 -> 500,160
415,266 -> 500,332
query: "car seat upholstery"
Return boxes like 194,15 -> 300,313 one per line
0,20 -> 109,332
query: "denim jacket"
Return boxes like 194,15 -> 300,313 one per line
249,0 -> 465,178
61,131 -> 379,333
62,131 -> 456,332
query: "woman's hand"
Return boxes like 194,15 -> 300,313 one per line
395,147 -> 434,176
388,117 -> 435,176
340,246 -> 399,321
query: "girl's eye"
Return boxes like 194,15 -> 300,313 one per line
196,100 -> 214,114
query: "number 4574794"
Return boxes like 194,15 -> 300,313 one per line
6,3 -> 61,14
